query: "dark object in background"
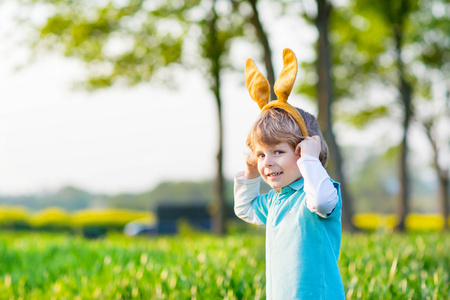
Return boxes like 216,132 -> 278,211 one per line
157,203 -> 237,234
124,203 -> 238,236
82,226 -> 107,239
157,203 -> 211,234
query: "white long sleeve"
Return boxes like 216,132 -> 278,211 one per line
297,156 -> 338,217
233,172 -> 265,225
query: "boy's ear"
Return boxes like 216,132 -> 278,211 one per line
245,58 -> 270,109
274,48 -> 297,103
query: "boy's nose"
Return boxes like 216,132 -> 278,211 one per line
264,157 -> 274,167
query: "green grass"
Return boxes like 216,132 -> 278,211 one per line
339,233 -> 449,299
0,231 -> 448,299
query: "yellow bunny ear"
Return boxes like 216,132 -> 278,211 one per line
274,48 -> 298,103
259,48 -> 309,137
245,58 -> 270,109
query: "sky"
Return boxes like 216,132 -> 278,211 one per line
0,1 -> 323,196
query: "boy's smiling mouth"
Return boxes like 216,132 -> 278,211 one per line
267,172 -> 283,177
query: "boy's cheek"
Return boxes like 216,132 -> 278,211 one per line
257,161 -> 262,173
256,165 -> 265,178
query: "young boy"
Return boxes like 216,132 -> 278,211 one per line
234,49 -> 345,299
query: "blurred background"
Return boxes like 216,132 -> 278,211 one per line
0,0 -> 448,236
0,1 -> 449,298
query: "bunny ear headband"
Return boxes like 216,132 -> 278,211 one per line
245,48 -> 308,137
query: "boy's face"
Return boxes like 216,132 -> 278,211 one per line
254,142 -> 302,192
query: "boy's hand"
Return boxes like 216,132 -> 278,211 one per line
244,153 -> 260,179
295,135 -> 321,159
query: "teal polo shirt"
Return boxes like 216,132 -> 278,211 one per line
251,178 -> 345,299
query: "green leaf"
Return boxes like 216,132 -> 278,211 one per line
341,105 -> 389,128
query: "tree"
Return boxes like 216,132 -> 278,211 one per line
324,0 -> 448,231
422,117 -> 449,230
246,0 -> 277,100
299,0 -> 357,231
411,0 -> 450,229
198,0 -> 246,234
375,0 -> 417,231
17,0 -> 246,234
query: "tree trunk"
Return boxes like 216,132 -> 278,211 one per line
212,78 -> 226,235
208,0 -> 226,235
248,0 -> 276,101
315,0 -> 356,231
424,121 -> 449,231
393,25 -> 412,232
439,175 -> 449,231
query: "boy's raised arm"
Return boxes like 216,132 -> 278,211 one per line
244,153 -> 259,180
234,154 -> 266,225
234,172 -> 265,225
296,136 -> 339,218
297,156 -> 338,218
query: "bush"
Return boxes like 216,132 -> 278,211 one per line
0,206 -> 154,236
352,213 -> 449,232
29,208 -> 71,231
0,206 -> 31,230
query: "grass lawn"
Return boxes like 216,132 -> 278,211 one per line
0,231 -> 448,299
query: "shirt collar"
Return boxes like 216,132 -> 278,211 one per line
278,178 -> 304,194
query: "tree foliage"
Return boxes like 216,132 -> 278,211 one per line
14,0 -> 448,231
17,0 -> 254,234
296,0 -> 448,229
20,0 -> 202,89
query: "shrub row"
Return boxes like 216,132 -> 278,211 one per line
0,206 -> 448,234
0,206 -> 155,237
353,213 -> 450,231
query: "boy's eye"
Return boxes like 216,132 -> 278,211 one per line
256,152 -> 265,158
274,151 -> 283,155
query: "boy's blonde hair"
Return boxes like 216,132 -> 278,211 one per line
246,107 -> 328,166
